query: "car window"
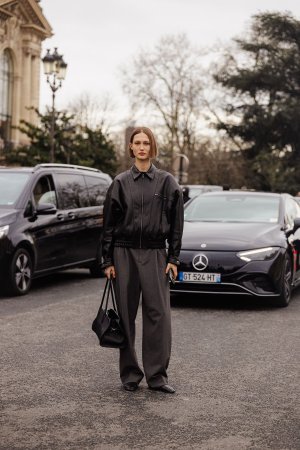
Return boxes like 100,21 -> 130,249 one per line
33,175 -> 57,207
55,173 -> 89,209
0,172 -> 30,206
184,194 -> 280,223
85,175 -> 110,206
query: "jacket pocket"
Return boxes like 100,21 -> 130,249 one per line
154,193 -> 167,210
154,193 -> 167,200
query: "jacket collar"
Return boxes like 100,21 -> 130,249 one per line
131,164 -> 156,180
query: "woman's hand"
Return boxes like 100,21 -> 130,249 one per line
165,263 -> 178,279
104,265 -> 116,279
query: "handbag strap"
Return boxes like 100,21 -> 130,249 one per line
108,279 -> 118,312
97,278 -> 110,315
97,277 -> 119,315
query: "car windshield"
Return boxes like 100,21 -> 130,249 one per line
0,172 -> 30,207
184,194 -> 280,223
188,187 -> 206,197
187,186 -> 222,198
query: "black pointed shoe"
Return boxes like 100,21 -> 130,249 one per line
123,382 -> 139,392
149,384 -> 176,394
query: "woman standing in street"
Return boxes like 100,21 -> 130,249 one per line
101,127 -> 184,393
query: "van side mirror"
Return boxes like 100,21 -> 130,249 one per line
36,203 -> 57,215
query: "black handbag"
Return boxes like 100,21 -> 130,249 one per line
92,278 -> 126,349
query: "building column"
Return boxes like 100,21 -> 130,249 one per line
20,49 -> 32,124
11,73 -> 22,146
30,52 -> 40,124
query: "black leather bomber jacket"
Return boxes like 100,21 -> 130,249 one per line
101,164 -> 184,268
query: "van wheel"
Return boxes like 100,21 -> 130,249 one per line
274,254 -> 292,307
6,248 -> 33,296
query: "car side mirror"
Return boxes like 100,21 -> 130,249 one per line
36,203 -> 57,215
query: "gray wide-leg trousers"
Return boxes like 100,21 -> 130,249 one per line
113,247 -> 171,388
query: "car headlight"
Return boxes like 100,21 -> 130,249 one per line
237,247 -> 279,262
0,225 -> 9,239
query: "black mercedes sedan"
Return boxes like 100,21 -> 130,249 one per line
171,191 -> 300,307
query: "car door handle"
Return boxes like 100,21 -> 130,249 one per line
56,213 -> 64,221
67,212 -> 76,219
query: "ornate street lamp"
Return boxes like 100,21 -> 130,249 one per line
42,48 -> 68,163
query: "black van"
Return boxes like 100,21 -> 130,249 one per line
0,163 -> 112,296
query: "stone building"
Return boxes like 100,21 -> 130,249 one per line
0,0 -> 52,153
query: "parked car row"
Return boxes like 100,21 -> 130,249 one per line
1,169 -> 300,308
0,164 -> 111,295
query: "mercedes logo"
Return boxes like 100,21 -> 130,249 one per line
192,253 -> 208,271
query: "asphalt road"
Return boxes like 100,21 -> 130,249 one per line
1,270 -> 300,450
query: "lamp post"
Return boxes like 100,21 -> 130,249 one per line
42,48 -> 67,163
173,153 -> 189,184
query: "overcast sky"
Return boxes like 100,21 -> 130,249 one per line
39,0 -> 300,123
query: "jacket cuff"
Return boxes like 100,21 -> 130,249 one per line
101,259 -> 114,270
167,256 -> 180,266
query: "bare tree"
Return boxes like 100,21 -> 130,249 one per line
68,92 -> 116,135
194,139 -> 246,187
121,34 -> 206,168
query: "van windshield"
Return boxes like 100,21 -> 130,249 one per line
0,172 -> 30,207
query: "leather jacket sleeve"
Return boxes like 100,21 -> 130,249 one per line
101,181 -> 118,269
167,185 -> 184,266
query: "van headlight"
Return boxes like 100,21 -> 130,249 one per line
0,225 -> 9,239
237,247 -> 279,262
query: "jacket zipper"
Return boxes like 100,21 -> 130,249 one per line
140,173 -> 144,248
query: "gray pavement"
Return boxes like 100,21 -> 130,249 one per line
0,270 -> 300,450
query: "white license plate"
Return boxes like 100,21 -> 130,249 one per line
178,272 -> 221,283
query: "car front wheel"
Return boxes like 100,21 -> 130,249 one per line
6,248 -> 33,296
275,254 -> 292,307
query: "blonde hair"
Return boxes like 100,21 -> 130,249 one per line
128,127 -> 158,159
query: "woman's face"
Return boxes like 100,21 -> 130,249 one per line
130,132 -> 151,161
